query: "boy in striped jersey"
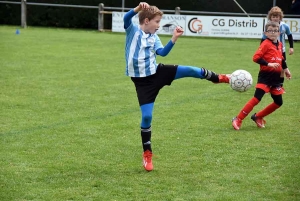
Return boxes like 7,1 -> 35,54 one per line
261,6 -> 294,88
124,2 -> 230,171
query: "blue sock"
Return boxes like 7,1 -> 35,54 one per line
175,65 -> 205,79
140,103 -> 154,128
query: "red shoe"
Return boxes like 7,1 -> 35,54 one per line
232,117 -> 242,130
218,74 -> 230,83
143,150 -> 153,171
251,113 -> 266,128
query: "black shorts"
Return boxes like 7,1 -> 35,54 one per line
131,63 -> 178,106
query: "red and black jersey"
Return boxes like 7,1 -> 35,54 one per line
253,39 -> 284,87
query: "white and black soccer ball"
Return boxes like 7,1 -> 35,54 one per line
229,70 -> 253,92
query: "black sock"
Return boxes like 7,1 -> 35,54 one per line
280,77 -> 284,87
141,127 -> 152,152
202,68 -> 219,82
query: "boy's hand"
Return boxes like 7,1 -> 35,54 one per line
289,48 -> 294,55
284,68 -> 292,80
134,2 -> 150,12
171,26 -> 184,43
267,63 -> 280,68
175,26 -> 184,35
173,26 -> 184,37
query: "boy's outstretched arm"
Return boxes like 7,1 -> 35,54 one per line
171,26 -> 184,43
156,26 -> 184,57
133,2 -> 150,13
123,10 -> 136,29
124,2 -> 150,29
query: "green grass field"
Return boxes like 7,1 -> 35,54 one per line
1,25 -> 300,200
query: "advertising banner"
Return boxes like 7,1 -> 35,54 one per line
282,18 -> 300,40
112,12 -> 138,32
156,14 -> 186,35
112,12 -> 186,35
185,16 -> 264,39
112,12 -> 300,40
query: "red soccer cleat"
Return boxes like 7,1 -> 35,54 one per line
143,150 -> 153,171
218,74 -> 230,83
232,117 -> 242,130
251,113 -> 266,128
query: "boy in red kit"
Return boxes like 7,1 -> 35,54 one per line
261,6 -> 294,88
232,21 -> 291,130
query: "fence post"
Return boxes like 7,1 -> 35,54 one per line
98,3 -> 104,31
175,7 -> 180,15
21,0 -> 27,28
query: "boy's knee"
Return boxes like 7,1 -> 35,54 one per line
141,113 -> 152,128
190,67 -> 200,77
271,93 -> 283,106
142,113 -> 152,123
275,100 -> 283,106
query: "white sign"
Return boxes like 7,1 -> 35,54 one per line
112,12 -> 186,35
283,18 -> 300,40
156,15 -> 186,35
184,16 -> 264,39
112,12 -> 139,32
112,12 -> 300,40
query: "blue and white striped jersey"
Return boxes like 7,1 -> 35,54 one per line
278,21 -> 292,53
124,18 -> 163,77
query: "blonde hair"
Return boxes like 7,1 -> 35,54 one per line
267,6 -> 283,21
138,6 -> 163,24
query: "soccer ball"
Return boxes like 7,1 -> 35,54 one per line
229,70 -> 253,92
